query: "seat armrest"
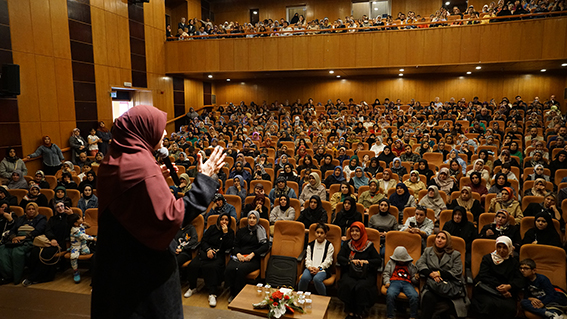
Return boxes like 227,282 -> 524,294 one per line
297,250 -> 306,262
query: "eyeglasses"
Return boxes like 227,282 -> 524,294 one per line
519,267 -> 532,271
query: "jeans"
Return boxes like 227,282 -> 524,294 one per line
520,297 -> 567,318
298,269 -> 327,295
386,280 -> 418,318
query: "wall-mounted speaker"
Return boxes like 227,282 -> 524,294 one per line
0,64 -> 20,96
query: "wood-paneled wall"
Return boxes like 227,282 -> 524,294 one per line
8,0 -> 202,172
391,0 -> 442,18
210,0 -> 352,25
213,73 -> 566,110
209,0 -> 447,24
166,17 -> 567,74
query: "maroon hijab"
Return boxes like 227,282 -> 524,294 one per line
98,105 -> 185,250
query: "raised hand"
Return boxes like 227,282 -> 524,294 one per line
198,146 -> 226,177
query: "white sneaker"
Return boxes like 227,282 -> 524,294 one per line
208,294 -> 217,307
184,288 -> 197,298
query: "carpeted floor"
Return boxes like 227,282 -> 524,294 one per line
0,285 -> 257,319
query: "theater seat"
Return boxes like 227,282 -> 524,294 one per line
7,189 -> 26,204
307,223 -> 342,287
241,217 -> 271,280
379,231 -> 422,297
267,220 -> 306,285
519,216 -> 561,239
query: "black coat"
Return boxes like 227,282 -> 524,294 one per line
91,174 -> 218,319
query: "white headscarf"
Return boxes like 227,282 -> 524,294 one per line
490,236 -> 514,265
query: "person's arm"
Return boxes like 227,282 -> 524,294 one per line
285,207 -> 296,221
28,146 -> 43,159
382,260 -> 393,285
54,145 -> 64,162
29,215 -> 47,239
320,243 -> 334,270
304,244 -> 313,268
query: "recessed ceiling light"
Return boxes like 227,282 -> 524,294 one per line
253,11 -> 258,15
226,79 -> 230,82
540,69 -> 546,72
240,82 -> 245,85
329,70 -> 334,74
562,63 -> 567,67
399,73 -> 403,76
207,75 -> 213,78
399,68 -> 404,72
445,1 -> 450,5
466,71 -> 472,74
374,8 -> 378,10
336,75 -> 341,78
475,66 -> 481,70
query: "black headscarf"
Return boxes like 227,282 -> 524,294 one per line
333,197 -> 360,236
522,212 -> 562,247
377,145 -> 395,163
417,159 -> 434,182
378,198 -> 391,216
302,195 -> 326,223
278,194 -> 290,212
365,157 -> 383,177
389,182 -> 411,213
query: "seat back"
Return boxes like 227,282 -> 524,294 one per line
191,214 -> 205,241
84,208 -> 98,236
471,239 -> 496,278
224,195 -> 242,220
272,220 -> 305,257
426,235 -> 466,274
239,217 -> 270,239
335,202 -> 366,222
44,176 -> 57,189
11,206 -> 24,217
308,223 -> 342,272
422,152 -> 444,169
367,204 -> 399,221
250,180 -> 273,194
519,216 -> 561,238
383,231 -> 422,266
7,189 -> 27,204
67,189 -> 81,207
244,195 -> 271,213
521,196 -> 544,211
520,244 -> 567,290
402,207 -> 435,224
208,215 -> 237,234
38,207 -> 53,220
40,189 -> 55,202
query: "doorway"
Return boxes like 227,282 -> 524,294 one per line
286,6 -> 306,23
250,9 -> 259,25
110,88 -> 153,121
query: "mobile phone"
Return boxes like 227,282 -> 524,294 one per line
410,222 -> 416,228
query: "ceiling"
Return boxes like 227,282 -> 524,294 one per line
178,59 -> 567,81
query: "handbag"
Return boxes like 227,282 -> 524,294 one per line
426,277 -> 466,298
349,262 -> 368,279
39,246 -> 62,266
475,281 -> 502,297
33,235 -> 51,248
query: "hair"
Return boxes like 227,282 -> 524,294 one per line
415,205 -> 427,214
68,213 -> 81,225
519,258 -> 536,270
315,223 -> 329,233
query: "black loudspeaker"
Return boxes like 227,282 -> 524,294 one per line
1,64 -> 20,96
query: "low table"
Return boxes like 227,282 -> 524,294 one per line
228,284 -> 331,319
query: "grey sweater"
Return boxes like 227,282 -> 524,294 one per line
28,144 -> 64,166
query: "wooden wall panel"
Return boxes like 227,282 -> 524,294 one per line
391,0 -> 442,18
30,0 -> 54,57
187,0 -> 200,19
166,17 -> 567,74
213,73 -> 566,109
8,0 -> 190,160
50,0 -> 71,59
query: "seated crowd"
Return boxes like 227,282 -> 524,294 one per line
1,93 -> 567,318
167,1 -> 567,40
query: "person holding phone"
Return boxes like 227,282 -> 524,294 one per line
400,206 -> 434,249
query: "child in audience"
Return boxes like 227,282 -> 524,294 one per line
298,223 -> 334,296
520,258 -> 567,319
69,214 -> 95,283
383,246 -> 419,319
